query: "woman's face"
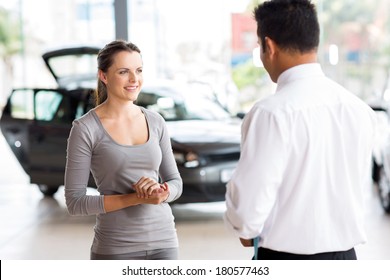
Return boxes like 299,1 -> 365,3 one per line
99,50 -> 143,103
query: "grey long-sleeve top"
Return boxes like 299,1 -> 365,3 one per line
64,107 -> 182,255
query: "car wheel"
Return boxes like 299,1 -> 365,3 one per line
372,159 -> 380,183
377,166 -> 390,214
37,184 -> 59,197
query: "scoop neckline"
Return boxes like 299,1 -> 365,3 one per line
90,107 -> 151,148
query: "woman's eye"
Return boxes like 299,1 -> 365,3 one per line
119,70 -> 128,75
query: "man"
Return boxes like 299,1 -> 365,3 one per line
224,0 -> 376,260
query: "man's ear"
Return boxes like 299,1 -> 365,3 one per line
264,36 -> 277,57
98,70 -> 107,84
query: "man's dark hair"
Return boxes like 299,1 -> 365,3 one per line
254,0 -> 320,53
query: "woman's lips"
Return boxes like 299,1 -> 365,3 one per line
125,86 -> 138,91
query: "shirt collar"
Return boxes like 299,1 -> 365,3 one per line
276,63 -> 324,91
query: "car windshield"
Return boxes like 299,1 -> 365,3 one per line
138,85 -> 232,121
178,94 -> 231,121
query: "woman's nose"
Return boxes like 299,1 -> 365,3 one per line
128,72 -> 137,82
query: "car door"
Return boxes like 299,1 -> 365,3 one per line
28,89 -> 75,187
0,87 -> 77,187
0,88 -> 34,174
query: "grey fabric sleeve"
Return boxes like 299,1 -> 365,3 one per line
158,118 -> 183,203
64,120 -> 105,216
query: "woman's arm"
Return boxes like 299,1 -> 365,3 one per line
64,120 -> 105,216
157,118 -> 183,203
103,183 -> 169,212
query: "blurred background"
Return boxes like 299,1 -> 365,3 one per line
1,0 -> 390,260
1,0 -> 390,113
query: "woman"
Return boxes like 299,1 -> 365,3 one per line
64,40 -> 183,260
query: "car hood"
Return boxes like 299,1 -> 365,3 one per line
166,120 -> 241,154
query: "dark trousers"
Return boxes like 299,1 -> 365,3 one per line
255,247 -> 357,260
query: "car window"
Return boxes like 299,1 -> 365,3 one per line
9,89 -> 34,120
74,90 -> 95,119
35,90 -> 63,121
183,94 -> 231,120
146,97 -> 177,119
48,54 -> 97,80
138,90 -> 231,121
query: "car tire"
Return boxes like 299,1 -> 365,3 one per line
372,159 -> 380,183
377,166 -> 390,214
37,184 -> 59,197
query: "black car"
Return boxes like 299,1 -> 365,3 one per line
0,46 -> 241,203
370,99 -> 390,213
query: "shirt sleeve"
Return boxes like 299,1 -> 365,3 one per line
158,118 -> 183,203
64,120 -> 105,216
224,106 -> 289,239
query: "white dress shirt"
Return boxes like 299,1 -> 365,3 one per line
224,63 -> 376,254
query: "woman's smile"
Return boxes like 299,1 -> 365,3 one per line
124,85 -> 138,92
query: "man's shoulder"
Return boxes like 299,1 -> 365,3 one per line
251,93 -> 288,114
244,97 -> 286,123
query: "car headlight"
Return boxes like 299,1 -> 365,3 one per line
173,151 -> 200,168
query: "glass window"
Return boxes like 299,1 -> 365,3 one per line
9,89 -> 34,120
35,90 -> 63,121
75,102 -> 86,119
183,94 -> 231,121
138,89 -> 231,122
48,54 -> 97,80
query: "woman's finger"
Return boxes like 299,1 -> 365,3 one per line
133,177 -> 159,197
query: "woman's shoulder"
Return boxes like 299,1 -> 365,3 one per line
73,109 -> 98,126
141,106 -> 165,124
71,109 -> 103,139
69,109 -> 104,148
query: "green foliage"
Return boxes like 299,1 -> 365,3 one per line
245,0 -> 266,14
0,8 -> 21,58
232,60 -> 267,90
